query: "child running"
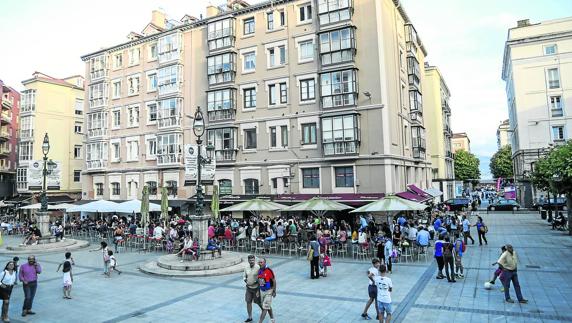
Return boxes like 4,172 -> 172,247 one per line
107,250 -> 122,276
57,252 -> 75,299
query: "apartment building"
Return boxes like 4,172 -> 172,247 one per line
497,119 -> 511,149
452,132 -> 471,153
423,64 -> 454,201
502,17 -> 572,207
17,72 -> 85,201
81,0 -> 434,208
0,80 -> 19,200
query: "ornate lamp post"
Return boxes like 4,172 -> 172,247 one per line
40,133 -> 50,212
192,107 -> 214,217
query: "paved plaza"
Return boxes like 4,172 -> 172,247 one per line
1,211 -> 571,323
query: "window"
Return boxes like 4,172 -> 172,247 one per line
243,88 -> 256,109
73,170 -> 81,182
157,65 -> 182,95
335,166 -> 354,187
147,181 -> 158,195
207,53 -> 236,85
112,109 -> 121,128
302,123 -> 317,144
158,33 -> 181,63
544,44 -> 557,55
300,79 -> 315,101
299,40 -> 314,62
547,68 -> 560,89
128,47 -> 140,66
318,0 -> 352,25
207,89 -> 236,121
299,3 -> 312,22
269,84 -> 277,105
111,142 -> 120,161
243,52 -> 256,72
88,83 -> 107,109
146,138 -> 157,158
550,96 -> 563,117
74,145 -> 82,159
157,133 -> 182,164
113,53 -> 123,69
271,178 -> 278,190
207,128 -> 237,161
279,10 -> 286,26
127,106 -> 139,127
207,18 -> 235,51
147,72 -> 157,92
157,98 -> 182,128
147,102 -> 157,124
75,99 -> 84,115
111,182 -> 121,196
95,183 -> 104,196
19,142 -> 33,161
166,180 -> 178,197
86,142 -> 108,168
219,179 -> 232,195
127,75 -> 140,95
319,28 -> 356,65
269,125 -> 288,148
268,82 -> 287,106
267,12 -> 274,30
148,42 -> 158,60
244,17 -> 255,35
552,126 -> 565,141
74,123 -> 82,134
270,127 -> 277,147
244,179 -> 259,195
21,89 -> 36,113
112,80 -> 121,99
244,128 -> 257,149
17,168 -> 27,190
280,83 -> 288,103
302,168 -> 320,188
322,115 -> 359,155
281,125 -> 288,147
89,55 -> 106,80
320,69 -> 358,108
126,138 -> 139,161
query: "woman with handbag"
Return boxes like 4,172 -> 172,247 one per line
0,261 -> 17,322
476,216 -> 488,246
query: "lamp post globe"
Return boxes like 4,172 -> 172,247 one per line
42,133 -> 50,156
40,133 -> 50,213
192,107 -> 205,139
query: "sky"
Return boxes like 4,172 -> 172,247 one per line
1,0 -> 571,179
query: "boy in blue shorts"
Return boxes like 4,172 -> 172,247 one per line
369,264 -> 393,323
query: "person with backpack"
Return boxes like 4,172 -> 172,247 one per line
442,237 -> 456,283
257,258 -> 276,323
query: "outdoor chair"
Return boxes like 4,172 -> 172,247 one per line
400,245 -> 413,263
116,239 -> 126,253
354,244 -> 369,261
254,240 -> 265,255
336,243 -> 349,258
268,240 -> 278,254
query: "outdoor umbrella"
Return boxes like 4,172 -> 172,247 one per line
160,187 -> 169,228
141,186 -> 150,250
220,199 -> 287,216
51,203 -> 76,211
0,201 -> 7,208
211,185 -> 220,220
66,200 -> 119,213
283,197 -> 353,217
115,199 -> 161,213
350,196 -> 428,233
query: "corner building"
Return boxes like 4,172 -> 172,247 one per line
81,0 -> 434,207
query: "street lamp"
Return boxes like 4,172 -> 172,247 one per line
192,107 -> 214,217
40,133 -> 50,212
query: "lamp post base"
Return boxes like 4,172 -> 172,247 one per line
36,211 -> 51,237
191,214 -> 211,246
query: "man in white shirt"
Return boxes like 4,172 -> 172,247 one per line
370,264 -> 393,323
153,223 -> 164,239
361,258 -> 381,320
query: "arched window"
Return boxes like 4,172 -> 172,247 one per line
244,178 -> 259,195
219,179 -> 232,195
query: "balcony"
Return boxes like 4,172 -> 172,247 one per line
443,124 -> 452,135
0,128 -> 9,141
413,146 -> 426,159
20,129 -> 33,140
157,154 -> 181,165
86,159 -> 107,170
89,97 -> 108,110
90,69 -> 107,81
410,110 -> 423,124
0,160 -> 12,173
87,128 -> 108,139
0,112 -> 11,124
446,151 -> 454,159
1,94 -> 13,109
158,115 -> 182,129
442,101 -> 450,114
208,109 -> 235,122
0,144 -> 10,156
323,141 -> 359,157
406,42 -> 417,58
215,149 -> 237,162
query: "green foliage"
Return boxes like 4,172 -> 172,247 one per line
454,150 -> 481,181
490,145 -> 514,179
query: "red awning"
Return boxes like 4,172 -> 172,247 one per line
407,185 -> 432,199
396,191 -> 430,203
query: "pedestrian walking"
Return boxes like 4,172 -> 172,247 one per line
434,236 -> 445,279
453,238 -> 465,279
442,237 -> 456,283
107,250 -> 122,276
257,258 -> 276,323
383,236 -> 393,274
243,255 -> 261,323
19,256 -> 41,317
497,245 -> 527,304
56,252 -> 75,299
308,235 -> 320,279
361,258 -> 381,320
461,215 -> 475,245
476,216 -> 488,245
0,261 -> 17,322
89,241 -> 110,276
369,264 -> 393,323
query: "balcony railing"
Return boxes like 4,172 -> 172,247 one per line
90,69 -> 107,81
406,42 -> 417,58
413,147 -> 425,159
0,112 -> 11,124
207,27 -> 234,41
157,154 -> 181,165
158,115 -> 181,129
443,124 -> 452,135
215,149 -> 237,162
208,109 -> 235,122
89,98 -> 108,109
446,151 -> 454,158
20,129 -> 33,140
412,137 -> 426,150
323,141 -> 359,156
86,159 -> 107,170
410,110 -> 423,123
0,143 -> 10,155
0,129 -> 9,140
87,128 -> 108,138
2,94 -> 13,109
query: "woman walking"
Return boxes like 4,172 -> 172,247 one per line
476,216 -> 488,245
0,261 -> 16,322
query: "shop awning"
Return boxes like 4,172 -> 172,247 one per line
274,193 -> 385,205
424,188 -> 443,197
396,191 -> 430,203
407,185 -> 432,199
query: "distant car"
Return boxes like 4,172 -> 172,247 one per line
534,198 -> 568,211
488,199 -> 521,211
444,198 -> 471,211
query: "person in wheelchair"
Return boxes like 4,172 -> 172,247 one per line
552,212 -> 567,230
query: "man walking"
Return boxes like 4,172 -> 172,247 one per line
257,258 -> 276,323
308,235 -> 320,279
244,255 -> 261,322
19,255 -> 42,317
434,236 -> 445,279
461,215 -> 475,245
497,244 -> 528,304
361,258 -> 381,320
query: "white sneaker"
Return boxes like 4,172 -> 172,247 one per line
180,260 -> 184,263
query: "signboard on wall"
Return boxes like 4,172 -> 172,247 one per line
184,144 -> 215,186
27,160 -> 62,191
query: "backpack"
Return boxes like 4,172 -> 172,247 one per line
443,243 -> 453,258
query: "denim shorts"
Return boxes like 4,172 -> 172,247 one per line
377,301 -> 393,315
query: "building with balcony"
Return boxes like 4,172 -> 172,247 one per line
17,72 -> 84,201
0,80 -> 19,200
423,64 -> 454,201
501,17 -> 572,207
452,132 -> 471,153
80,0 -> 437,208
497,119 -> 511,149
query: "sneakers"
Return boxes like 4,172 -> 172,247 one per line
506,298 -> 515,303
519,299 -> 528,304
436,275 -> 445,280
361,313 -> 372,320
489,280 -> 495,285
244,318 -> 253,322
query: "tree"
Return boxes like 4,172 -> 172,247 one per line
531,141 -> 572,235
454,150 -> 481,182
490,145 -> 514,179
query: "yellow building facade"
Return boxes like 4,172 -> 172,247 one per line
18,72 -> 85,200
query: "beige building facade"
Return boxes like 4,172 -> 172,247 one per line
81,0 -> 436,208
423,64 -> 454,201
452,132 -> 471,153
502,17 -> 572,207
497,119 -> 510,149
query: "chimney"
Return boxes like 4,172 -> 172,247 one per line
206,5 -> 219,18
517,19 -> 530,27
151,9 -> 166,29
